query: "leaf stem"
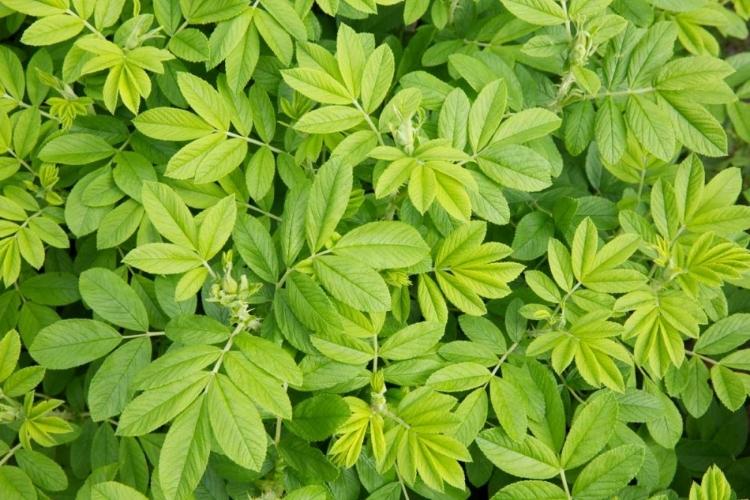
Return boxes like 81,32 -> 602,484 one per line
560,469 -> 572,500
66,9 -> 107,40
225,131 -> 283,154
484,342 -> 519,387
352,100 -> 385,146
245,203 -> 282,221
122,331 -> 166,339
1,94 -> 58,122
685,350 -> 717,365
0,444 -> 22,467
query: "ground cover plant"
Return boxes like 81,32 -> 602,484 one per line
1,0 -> 750,498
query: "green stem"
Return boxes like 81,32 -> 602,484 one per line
225,131 -> 283,154
685,350 -> 717,365
0,444 -> 22,467
122,331 -> 166,339
245,204 -> 282,222
352,100 -> 384,146
66,9 -> 107,40
560,469 -> 572,500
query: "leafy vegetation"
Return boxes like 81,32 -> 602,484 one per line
0,0 -> 749,498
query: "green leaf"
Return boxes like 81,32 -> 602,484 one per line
133,108 -> 214,141
122,244 -> 203,274
117,371 -> 209,436
295,106 -> 364,134
426,362 -> 491,392
0,466 -> 37,500
492,481 -> 567,500
198,194 -> 236,259
206,374 -> 267,471
285,393 -> 350,441
177,72 -> 229,130
625,94 -> 675,162
141,181 -> 197,250
159,395 -> 211,500
710,364 -> 746,411
0,329 -> 21,383
313,255 -> 391,312
91,481 -> 149,500
571,444 -> 645,500
476,428 -> 560,479
88,338 -> 151,421
306,158 -> 352,252
232,213 -> 279,283
500,0 -> 566,25
15,449 -> 68,492
133,345 -> 221,390
38,134 -> 116,165
477,144 -> 553,192
337,24 -> 365,98
233,334 -> 302,385
332,221 -> 429,270
490,377 -> 528,442
79,268 -> 149,331
512,212 -> 555,261
469,79 -> 507,152
21,15 -> 84,46
282,68 -> 353,105
595,97 -> 627,164
654,56 -> 734,90
168,28 -> 210,62
560,392 -> 618,469
361,45 -> 395,114
30,319 -> 122,370
379,322 -> 444,360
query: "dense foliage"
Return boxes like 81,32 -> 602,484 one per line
0,0 -> 750,498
